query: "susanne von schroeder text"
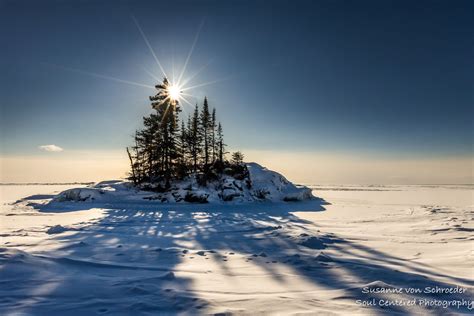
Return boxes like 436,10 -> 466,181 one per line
361,286 -> 467,294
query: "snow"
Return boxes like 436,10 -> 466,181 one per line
0,183 -> 472,315
246,162 -> 313,201
50,163 -> 315,204
54,187 -> 105,202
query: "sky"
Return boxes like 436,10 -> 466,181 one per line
1,0 -> 473,184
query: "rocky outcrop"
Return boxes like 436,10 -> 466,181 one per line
53,163 -> 314,204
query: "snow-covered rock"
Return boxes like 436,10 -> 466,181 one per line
54,188 -> 104,202
247,163 -> 313,201
46,225 -> 68,234
52,163 -> 314,204
184,190 -> 209,203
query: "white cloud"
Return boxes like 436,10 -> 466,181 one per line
38,144 -> 64,152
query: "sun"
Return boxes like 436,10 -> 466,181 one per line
167,84 -> 182,102
54,18 -> 223,112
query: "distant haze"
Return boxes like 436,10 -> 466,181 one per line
1,150 -> 471,185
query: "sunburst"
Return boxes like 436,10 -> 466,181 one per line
167,84 -> 182,103
49,16 -> 228,111
133,16 -> 209,109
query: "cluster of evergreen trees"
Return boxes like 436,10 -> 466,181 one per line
127,78 -> 243,189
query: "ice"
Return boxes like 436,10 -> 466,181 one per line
0,183 -> 472,315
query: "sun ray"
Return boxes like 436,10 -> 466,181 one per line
142,66 -> 161,82
179,94 -> 194,108
181,76 -> 230,92
132,15 -> 168,79
172,55 -> 175,84
167,85 -> 181,101
180,91 -> 193,97
49,19 -> 223,109
177,19 -> 205,85
161,101 -> 174,124
45,63 -> 154,89
180,59 -> 213,87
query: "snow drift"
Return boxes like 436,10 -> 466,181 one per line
53,163 -> 314,204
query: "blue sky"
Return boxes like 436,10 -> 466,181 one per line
1,0 -> 472,183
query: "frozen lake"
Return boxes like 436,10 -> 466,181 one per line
1,184 -> 473,315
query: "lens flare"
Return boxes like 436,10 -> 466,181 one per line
49,17 -> 226,112
167,84 -> 181,102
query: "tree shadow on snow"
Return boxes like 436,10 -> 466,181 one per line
0,197 -> 472,315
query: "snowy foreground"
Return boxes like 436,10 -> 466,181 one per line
0,183 -> 473,315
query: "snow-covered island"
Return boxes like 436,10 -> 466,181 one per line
54,163 -> 313,204
1,73 -> 472,316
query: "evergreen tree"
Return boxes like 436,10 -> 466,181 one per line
231,151 -> 244,165
149,78 -> 181,186
127,79 -> 236,188
217,122 -> 226,165
200,97 -> 211,169
134,113 -> 161,182
176,120 -> 188,178
189,104 -> 202,173
211,108 -> 217,163
126,131 -> 142,184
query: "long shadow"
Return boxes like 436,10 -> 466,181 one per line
0,197 -> 472,315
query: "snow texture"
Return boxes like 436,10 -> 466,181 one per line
53,163 -> 314,204
0,182 -> 472,315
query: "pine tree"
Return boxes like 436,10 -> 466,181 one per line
127,81 -> 235,188
200,97 -> 211,169
176,120 -> 188,178
211,108 -> 217,163
231,151 -> 244,165
190,104 -> 201,173
134,113 -> 161,182
131,131 -> 144,183
217,122 -> 226,165
149,78 -> 181,186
